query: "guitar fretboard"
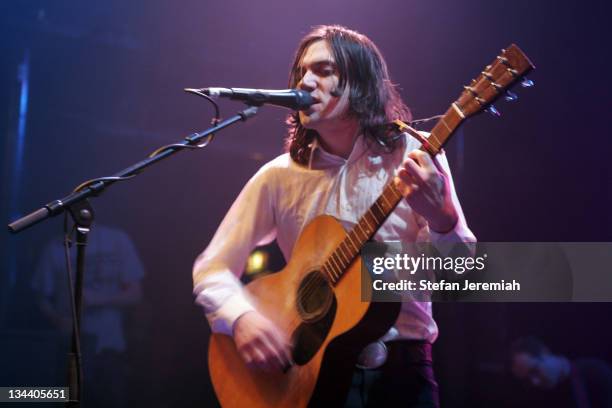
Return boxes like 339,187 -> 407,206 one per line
319,43 -> 534,285
321,182 -> 404,284
320,108 -> 461,285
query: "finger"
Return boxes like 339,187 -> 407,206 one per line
265,330 -> 292,368
396,170 -> 419,198
431,150 -> 449,175
262,332 -> 291,371
397,168 -> 417,188
263,321 -> 292,358
408,150 -> 436,173
401,159 -> 427,184
251,345 -> 277,372
250,335 -> 283,372
241,341 -> 274,372
241,347 -> 256,370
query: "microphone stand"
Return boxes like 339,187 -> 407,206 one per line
65,199 -> 93,407
7,105 -> 259,407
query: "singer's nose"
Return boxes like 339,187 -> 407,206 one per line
298,70 -> 316,92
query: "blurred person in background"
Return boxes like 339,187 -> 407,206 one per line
32,224 -> 145,408
510,336 -> 612,408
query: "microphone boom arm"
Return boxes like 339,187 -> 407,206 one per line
7,106 -> 259,233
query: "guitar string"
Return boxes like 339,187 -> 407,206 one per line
284,118 -> 466,336
285,105 -> 470,332
284,183 -> 403,334
286,90 -> 506,330
288,188 -> 395,313
290,205 -> 374,305
287,124 -> 471,332
281,51 -> 528,344
291,181 -> 404,310
284,212 -> 373,333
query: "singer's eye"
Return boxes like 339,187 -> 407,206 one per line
312,62 -> 337,77
316,68 -> 334,77
295,61 -> 337,82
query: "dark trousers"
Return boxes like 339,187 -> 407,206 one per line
344,341 -> 439,408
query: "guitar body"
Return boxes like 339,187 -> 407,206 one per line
208,215 -> 401,407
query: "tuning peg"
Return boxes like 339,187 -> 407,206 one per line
520,77 -> 535,87
504,90 -> 518,102
486,104 -> 501,117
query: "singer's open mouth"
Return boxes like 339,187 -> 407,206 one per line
302,96 -> 321,114
309,96 -> 321,108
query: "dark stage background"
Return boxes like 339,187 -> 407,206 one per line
1,1 -> 611,407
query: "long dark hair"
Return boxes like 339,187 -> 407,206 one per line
285,25 -> 412,165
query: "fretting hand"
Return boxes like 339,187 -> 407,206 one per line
397,149 -> 458,233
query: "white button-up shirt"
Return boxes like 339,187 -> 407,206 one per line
193,133 -> 476,342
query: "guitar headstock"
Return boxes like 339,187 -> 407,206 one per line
455,44 -> 535,118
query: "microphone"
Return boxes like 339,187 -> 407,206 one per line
185,87 -> 315,111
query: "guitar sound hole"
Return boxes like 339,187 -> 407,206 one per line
291,271 -> 336,366
296,270 -> 333,323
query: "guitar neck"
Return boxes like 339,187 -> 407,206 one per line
321,181 -> 403,284
322,106 -> 463,285
425,104 -> 465,155
321,43 -> 535,285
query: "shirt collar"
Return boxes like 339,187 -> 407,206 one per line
308,134 -> 371,170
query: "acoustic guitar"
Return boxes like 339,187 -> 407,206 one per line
208,44 -> 534,407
